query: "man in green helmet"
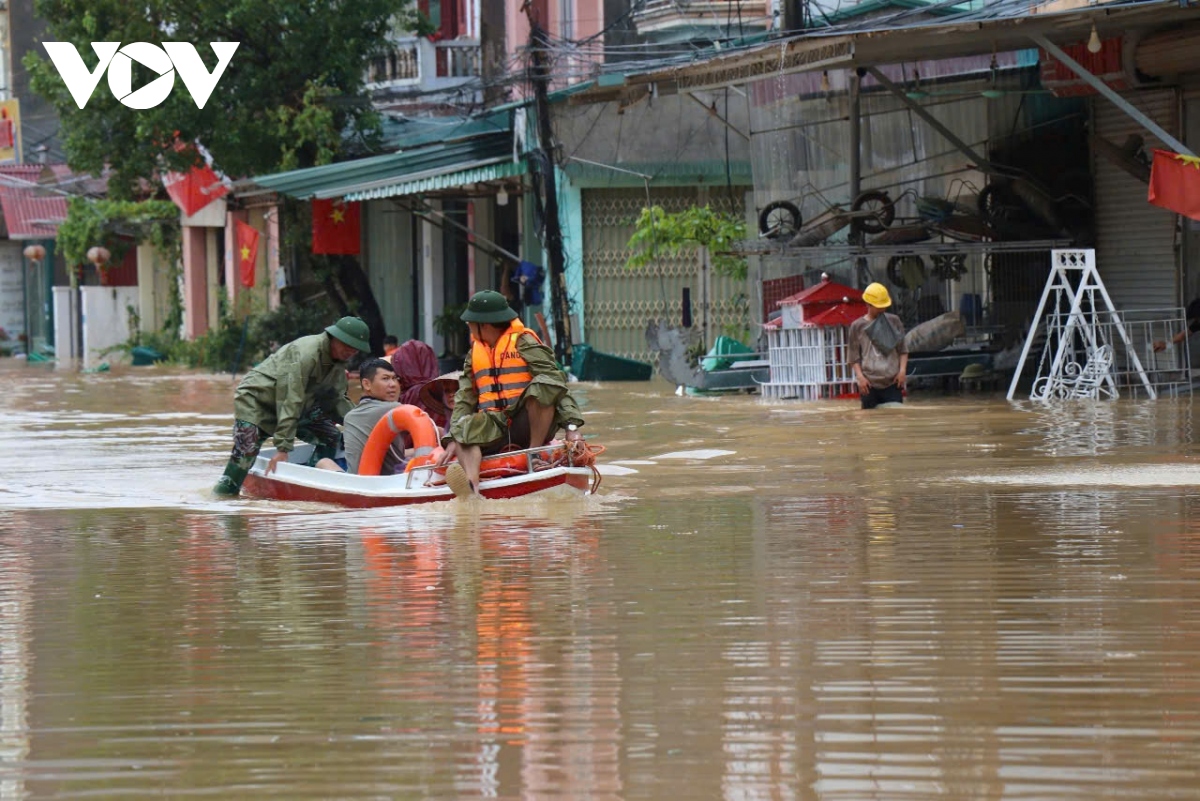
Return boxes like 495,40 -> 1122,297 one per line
435,290 -> 584,498
212,316 -> 371,496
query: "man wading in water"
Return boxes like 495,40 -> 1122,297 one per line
847,283 -> 909,410
212,317 -> 371,496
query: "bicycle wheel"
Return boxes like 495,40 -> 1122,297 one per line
886,255 -> 926,289
758,200 -> 801,238
851,190 -> 895,234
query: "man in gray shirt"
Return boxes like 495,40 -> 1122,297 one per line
847,282 -> 909,409
339,358 -> 405,474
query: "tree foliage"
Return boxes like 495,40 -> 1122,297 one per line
626,205 -> 748,280
57,197 -> 180,266
26,0 -> 414,192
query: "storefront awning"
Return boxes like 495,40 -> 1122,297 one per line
565,0 -> 1197,100
246,132 -> 518,200
345,159 -> 525,201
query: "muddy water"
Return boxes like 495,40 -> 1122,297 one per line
2,360 -> 1200,798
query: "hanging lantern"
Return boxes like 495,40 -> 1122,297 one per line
86,246 -> 111,266
23,244 -> 45,265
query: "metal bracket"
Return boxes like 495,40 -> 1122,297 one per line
1031,33 -> 1195,157
395,199 -> 521,264
686,92 -> 750,141
865,66 -> 994,172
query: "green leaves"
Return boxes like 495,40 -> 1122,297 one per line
274,80 -> 342,172
626,205 -> 748,280
29,0 -> 410,191
57,198 -> 180,267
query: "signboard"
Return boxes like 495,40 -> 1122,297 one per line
0,100 -> 20,164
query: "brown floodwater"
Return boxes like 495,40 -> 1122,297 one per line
1,359 -> 1200,799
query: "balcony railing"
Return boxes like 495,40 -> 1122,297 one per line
436,39 -> 481,79
632,0 -> 772,35
367,37 -> 422,86
366,37 -> 481,94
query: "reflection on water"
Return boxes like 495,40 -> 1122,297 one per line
2,362 -> 1200,797
1018,398 -> 1194,457
0,519 -> 30,800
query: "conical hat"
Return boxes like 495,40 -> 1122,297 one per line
418,372 -> 461,418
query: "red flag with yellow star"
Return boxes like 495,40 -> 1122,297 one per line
312,198 -> 361,255
1149,150 -> 1200,221
235,220 -> 259,288
164,163 -> 229,217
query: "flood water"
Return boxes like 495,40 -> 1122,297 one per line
2,360 -> 1200,798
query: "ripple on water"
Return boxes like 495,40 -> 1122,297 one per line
2,365 -> 1200,798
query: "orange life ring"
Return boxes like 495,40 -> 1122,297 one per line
404,447 -> 445,473
479,451 -> 528,477
358,404 -> 440,476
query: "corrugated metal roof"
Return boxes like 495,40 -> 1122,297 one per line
345,159 -> 525,201
247,133 -> 516,200
565,0 -> 1190,100
379,108 -> 513,149
0,166 -> 69,240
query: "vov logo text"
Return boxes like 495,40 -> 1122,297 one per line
43,42 -> 239,110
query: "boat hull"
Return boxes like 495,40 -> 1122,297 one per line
242,458 -> 593,507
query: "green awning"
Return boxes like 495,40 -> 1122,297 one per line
345,159 -> 525,201
378,107 -> 513,150
247,132 -> 516,200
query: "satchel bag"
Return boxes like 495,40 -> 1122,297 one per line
865,314 -> 901,354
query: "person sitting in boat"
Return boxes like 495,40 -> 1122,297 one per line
436,290 -> 584,498
212,316 -> 371,496
848,283 -> 909,410
317,357 -> 408,475
391,339 -> 460,430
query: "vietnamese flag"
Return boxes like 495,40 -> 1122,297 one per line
312,198 -> 361,255
1149,149 -> 1200,221
236,220 -> 259,288
163,164 -> 229,216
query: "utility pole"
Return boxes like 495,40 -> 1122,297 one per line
782,0 -> 807,32
524,5 -> 572,366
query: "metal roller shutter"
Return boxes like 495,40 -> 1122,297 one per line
581,187 -> 749,363
1092,89 -> 1180,311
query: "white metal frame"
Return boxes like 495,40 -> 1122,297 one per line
1007,249 -> 1156,401
761,324 -> 857,400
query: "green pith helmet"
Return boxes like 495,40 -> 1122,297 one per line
325,316 -> 370,353
961,363 -> 988,379
460,290 -> 517,324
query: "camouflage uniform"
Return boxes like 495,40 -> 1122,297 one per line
215,333 -> 353,494
444,333 -> 584,449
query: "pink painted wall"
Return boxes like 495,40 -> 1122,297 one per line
505,0 -> 532,62
505,0 -> 604,87
267,206 -> 281,310
224,209 -> 247,310
182,226 -> 208,339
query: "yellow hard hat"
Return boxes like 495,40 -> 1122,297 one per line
862,282 -> 892,309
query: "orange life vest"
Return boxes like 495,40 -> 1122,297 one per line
471,320 -> 540,412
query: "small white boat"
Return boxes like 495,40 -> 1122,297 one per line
242,442 -> 599,507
